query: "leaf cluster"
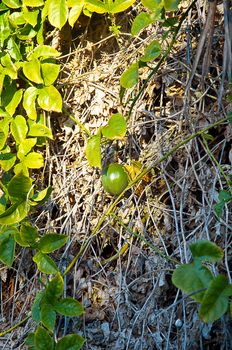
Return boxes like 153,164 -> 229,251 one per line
26,274 -> 84,349
86,113 -> 126,168
172,240 -> 232,323
120,0 -> 180,91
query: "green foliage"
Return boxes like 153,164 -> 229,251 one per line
102,113 -> 126,140
214,189 -> 232,218
1,0 -> 229,348
34,326 -> 55,350
53,297 -> 84,316
140,39 -> 161,62
37,234 -> 68,253
33,252 -> 59,274
56,334 -> 85,350
199,275 -> 232,323
0,0 -> 140,347
172,240 -> 232,323
86,134 -> 102,168
120,62 -> 139,89
28,273 -> 84,348
85,113 -> 127,169
120,0 -> 180,93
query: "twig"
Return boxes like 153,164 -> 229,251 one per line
185,0 -> 217,93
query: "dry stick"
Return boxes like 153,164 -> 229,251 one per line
218,0 -> 232,109
127,0 -> 198,119
201,0 -> 217,82
185,0 -> 217,94
63,117 -> 227,276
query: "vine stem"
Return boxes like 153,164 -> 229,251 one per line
63,117 -> 227,276
127,0 -> 198,119
0,315 -> 30,337
63,108 -> 91,137
111,213 -> 179,265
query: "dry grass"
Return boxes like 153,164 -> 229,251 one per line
0,1 -> 231,349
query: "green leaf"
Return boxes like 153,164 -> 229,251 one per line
131,12 -> 153,36
190,240 -> 224,263
0,193 -> 6,214
86,134 -> 101,169
38,234 -> 68,253
140,39 -> 161,62
5,89 -> 23,116
13,162 -> 29,176
84,0 -> 107,13
0,12 -> 11,47
0,201 -> 28,225
24,152 -> 44,169
218,190 -> 232,202
41,62 -> 60,86
214,201 -> 225,218
41,302 -> 56,331
23,9 -> 39,27
17,138 -> 37,161
120,62 -> 138,89
102,113 -> 127,140
172,263 -> 213,302
0,235 -> 15,267
226,112 -> 232,123
106,0 -> 136,14
9,11 -> 26,27
37,85 -> 62,112
10,115 -> 28,144
25,332 -> 36,349
0,118 -> 10,150
1,53 -> 17,79
0,151 -> 16,171
23,58 -> 43,84
53,297 -> 84,317
23,87 -> 38,120
56,334 -> 85,350
2,0 -> 21,9
47,0 -> 68,29
141,0 -> 163,12
34,326 -> 55,350
164,0 -> 180,11
45,273 -> 64,300
17,23 -> 37,40
28,123 -> 53,139
29,45 -> 61,59
23,0 -> 44,7
68,3 -> 84,27
0,226 -> 19,238
33,252 -> 58,274
200,275 -> 232,323
32,290 -> 45,323
20,223 -> 38,245
30,186 -> 53,206
8,174 -> 32,201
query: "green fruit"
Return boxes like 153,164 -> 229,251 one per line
102,163 -> 129,196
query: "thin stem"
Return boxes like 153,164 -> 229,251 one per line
63,108 -> 91,137
0,315 -> 30,337
201,137 -> 232,192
